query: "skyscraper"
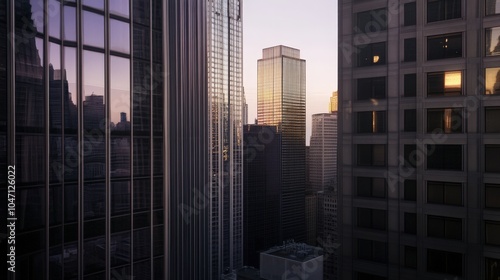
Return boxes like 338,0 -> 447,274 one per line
329,91 -> 338,114
207,0 -> 244,277
338,1 -> 500,279
1,0 -> 210,279
257,45 -> 306,242
242,87 -> 249,125
243,124 -> 282,268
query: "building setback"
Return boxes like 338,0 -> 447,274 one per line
257,45 -> 307,243
338,1 -> 500,280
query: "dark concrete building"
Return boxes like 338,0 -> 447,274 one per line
243,124 -> 282,268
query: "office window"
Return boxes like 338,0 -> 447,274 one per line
427,249 -> 462,276
427,0 -> 461,22
357,208 -> 387,230
357,111 -> 386,133
404,109 -> 417,132
358,239 -> 388,263
486,27 -> 500,56
427,108 -> 463,133
427,33 -> 462,60
486,0 -> 500,15
404,38 -> 417,62
404,74 -> 417,97
486,145 -> 500,173
427,145 -> 462,170
486,107 -> 500,132
357,144 -> 386,167
404,212 -> 417,234
427,181 -> 462,206
405,246 -> 417,268
404,145 -> 418,168
356,8 -> 387,33
486,67 -> 500,95
486,184 -> 500,209
486,258 -> 500,280
358,42 -> 386,67
486,221 -> 500,246
404,180 -> 417,201
357,177 -> 386,198
427,71 -> 462,96
428,215 -> 462,240
357,77 -> 386,100
358,273 -> 387,280
404,2 -> 417,26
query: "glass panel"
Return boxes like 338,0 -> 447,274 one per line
134,137 -> 150,176
83,0 -> 104,10
110,56 -> 130,130
486,145 -> 500,173
427,34 -> 462,60
404,38 -> 416,62
84,238 -> 106,274
485,67 -> 500,95
111,232 -> 131,267
110,19 -> 130,54
48,0 -> 60,38
427,71 -> 462,96
110,0 -> 130,17
84,183 -> 105,219
64,243 -> 78,278
404,74 -> 417,97
16,136 -> 45,183
63,6 -> 76,41
404,2 -> 416,26
17,187 -> 46,230
64,47 -> 78,132
134,228 -> 151,261
404,180 -> 417,201
486,107 -> 500,132
83,11 -> 104,48
112,181 -> 130,216
134,179 -> 151,212
65,184 -> 78,222
19,0 -> 44,34
428,0 -> 461,22
486,184 -> 500,209
486,0 -> 500,15
486,258 -> 500,280
83,51 -> 105,179
49,184 -> 63,225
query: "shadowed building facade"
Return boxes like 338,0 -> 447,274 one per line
1,0 -> 210,279
338,1 -> 500,279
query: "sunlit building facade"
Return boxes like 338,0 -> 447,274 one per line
257,45 -> 306,243
1,0 -> 210,279
207,0 -> 244,278
338,1 -> 500,279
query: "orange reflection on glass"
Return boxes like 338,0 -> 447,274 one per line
444,71 -> 461,93
373,55 -> 380,63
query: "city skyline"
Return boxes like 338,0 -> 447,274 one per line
243,0 -> 338,144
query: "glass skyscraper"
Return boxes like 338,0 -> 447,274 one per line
207,0 -> 244,278
1,0 -> 210,279
257,45 -> 306,243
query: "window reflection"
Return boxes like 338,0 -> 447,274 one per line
427,71 -> 462,96
112,181 -> 130,215
110,0 -> 130,18
485,67 -> 500,95
48,0 -> 60,38
110,19 -> 130,54
83,11 -> 104,48
64,6 -> 76,41
486,0 -> 500,15
82,0 -> 103,10
110,56 -> 130,128
487,27 -> 500,56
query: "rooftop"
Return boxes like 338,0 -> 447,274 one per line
262,241 -> 323,262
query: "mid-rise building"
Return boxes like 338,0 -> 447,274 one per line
338,1 -> 500,279
257,45 -> 307,243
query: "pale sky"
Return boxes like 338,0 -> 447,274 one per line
243,0 -> 338,145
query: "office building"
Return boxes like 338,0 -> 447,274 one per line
243,124 -> 282,268
310,113 -> 338,192
305,191 -> 319,246
338,1 -> 500,279
260,242 -> 324,280
208,0 -> 244,277
1,0 -> 210,279
243,87 -> 248,125
257,45 -> 306,242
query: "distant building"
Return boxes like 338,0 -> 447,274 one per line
243,125 -> 282,268
260,242 -> 323,280
310,113 -> 338,192
243,87 -> 249,125
305,192 -> 318,246
257,45 -> 306,242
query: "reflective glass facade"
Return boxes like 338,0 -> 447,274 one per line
257,45 -> 306,243
2,0 -> 209,279
207,0 -> 243,277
